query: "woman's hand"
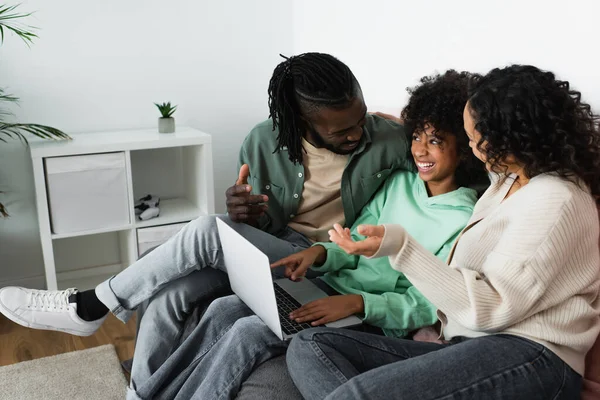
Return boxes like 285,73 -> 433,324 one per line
289,295 -> 364,326
270,246 -> 327,281
328,223 -> 385,257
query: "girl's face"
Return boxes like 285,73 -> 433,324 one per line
411,124 -> 460,190
463,103 -> 488,168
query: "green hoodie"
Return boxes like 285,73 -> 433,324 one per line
313,170 -> 477,337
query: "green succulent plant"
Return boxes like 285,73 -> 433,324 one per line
154,102 -> 177,118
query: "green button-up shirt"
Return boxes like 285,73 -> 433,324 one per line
238,114 -> 413,236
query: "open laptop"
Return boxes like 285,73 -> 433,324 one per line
216,218 -> 362,341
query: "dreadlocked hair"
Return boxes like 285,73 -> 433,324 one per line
268,52 -> 361,164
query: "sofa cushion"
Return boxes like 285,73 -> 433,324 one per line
236,355 -> 303,400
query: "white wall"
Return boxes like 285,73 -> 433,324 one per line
3,0 -> 600,286
0,0 -> 293,285
293,0 -> 600,115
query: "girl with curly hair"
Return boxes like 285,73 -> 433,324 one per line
272,69 -> 487,332
287,65 -> 600,400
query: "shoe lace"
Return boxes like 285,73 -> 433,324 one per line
29,288 -> 77,311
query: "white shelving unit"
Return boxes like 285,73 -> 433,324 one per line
29,127 -> 214,290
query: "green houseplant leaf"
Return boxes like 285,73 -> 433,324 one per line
0,4 -> 38,45
155,102 -> 177,118
0,4 -> 70,216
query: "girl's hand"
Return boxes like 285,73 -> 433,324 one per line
289,295 -> 363,326
328,223 -> 385,257
270,246 -> 326,281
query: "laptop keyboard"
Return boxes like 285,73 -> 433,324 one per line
273,282 -> 313,336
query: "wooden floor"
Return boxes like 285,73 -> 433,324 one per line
0,313 -> 136,367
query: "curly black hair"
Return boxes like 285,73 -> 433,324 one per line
468,65 -> 600,199
401,70 -> 489,190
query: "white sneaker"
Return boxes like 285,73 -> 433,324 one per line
0,287 -> 106,336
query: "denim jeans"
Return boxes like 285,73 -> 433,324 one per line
127,295 -> 288,400
93,214 -> 312,398
287,328 -> 582,400
96,215 -> 312,323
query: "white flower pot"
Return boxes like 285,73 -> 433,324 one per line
158,117 -> 175,134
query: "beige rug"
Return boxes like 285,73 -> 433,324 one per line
0,344 -> 128,400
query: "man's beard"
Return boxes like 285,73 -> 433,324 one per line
306,128 -> 356,155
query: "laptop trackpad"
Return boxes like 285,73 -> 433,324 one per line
275,278 -> 327,303
274,278 -> 362,329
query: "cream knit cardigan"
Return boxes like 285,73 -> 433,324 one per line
376,173 -> 600,375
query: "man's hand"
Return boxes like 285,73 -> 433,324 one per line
226,164 -> 269,225
289,295 -> 364,326
270,246 -> 327,281
328,223 -> 385,257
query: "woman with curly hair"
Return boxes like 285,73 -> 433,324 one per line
287,65 -> 600,399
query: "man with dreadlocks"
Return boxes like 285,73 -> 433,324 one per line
0,53 -> 411,399
227,52 -> 411,239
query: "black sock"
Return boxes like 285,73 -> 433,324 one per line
69,290 -> 109,321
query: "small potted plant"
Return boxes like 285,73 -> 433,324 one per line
155,102 -> 177,133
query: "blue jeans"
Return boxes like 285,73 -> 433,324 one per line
92,214 -> 312,398
128,295 -> 287,400
287,328 -> 582,400
96,215 -> 312,323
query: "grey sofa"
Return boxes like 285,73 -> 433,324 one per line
237,355 -> 303,400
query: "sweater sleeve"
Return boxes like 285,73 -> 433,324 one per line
361,221 -> 462,332
378,193 -> 590,333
